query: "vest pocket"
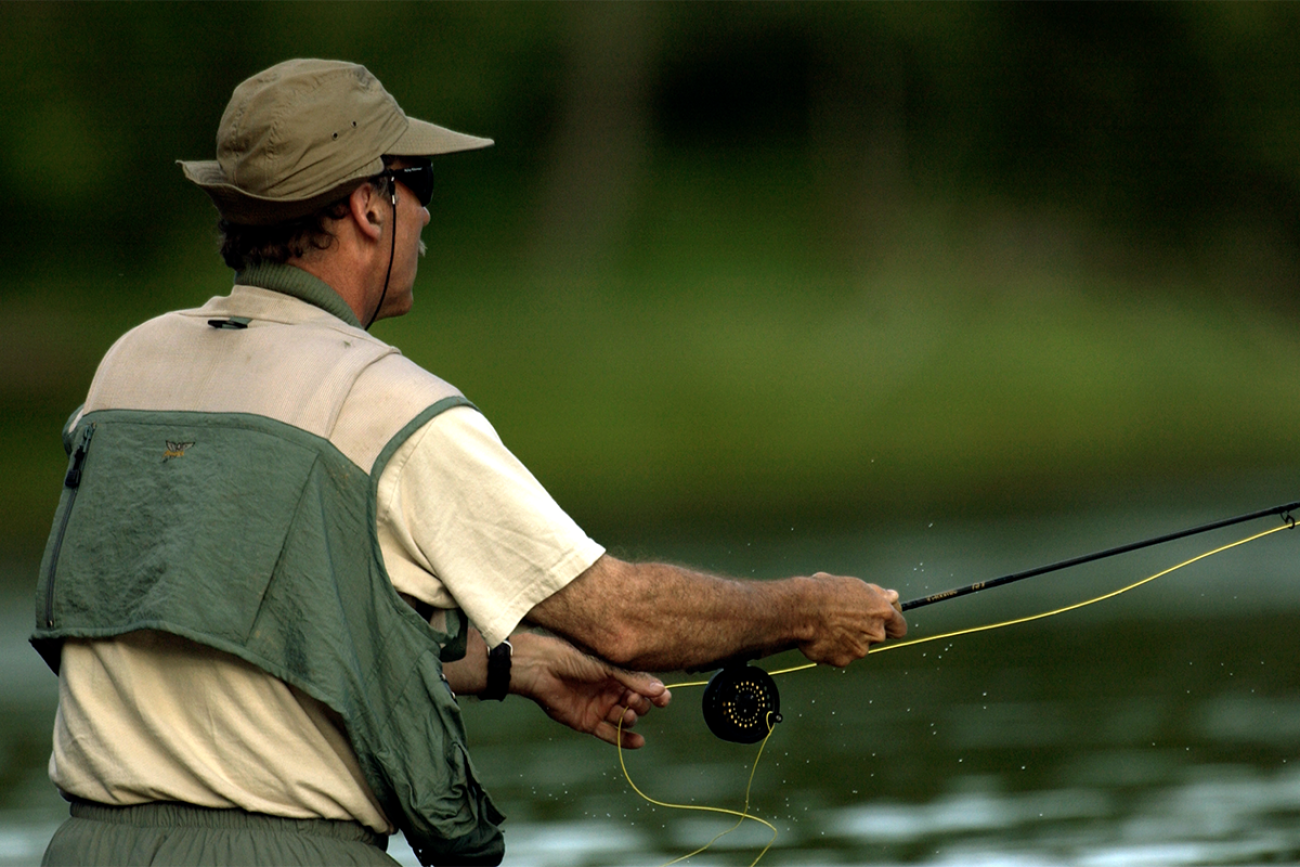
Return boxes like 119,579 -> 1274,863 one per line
42,414 -> 322,645
381,653 -> 506,864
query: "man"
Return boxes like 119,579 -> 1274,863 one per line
33,59 -> 906,866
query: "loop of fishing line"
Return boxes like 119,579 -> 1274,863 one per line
617,710 -> 779,867
615,516 -> 1294,865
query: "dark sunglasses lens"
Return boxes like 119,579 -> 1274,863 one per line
405,165 -> 433,206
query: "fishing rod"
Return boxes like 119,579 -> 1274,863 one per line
901,499 -> 1298,611
698,500 -> 1299,744
625,501 -> 1299,865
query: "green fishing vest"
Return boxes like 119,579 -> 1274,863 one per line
31,272 -> 505,867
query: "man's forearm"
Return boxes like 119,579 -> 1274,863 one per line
547,558 -> 817,670
526,555 -> 904,672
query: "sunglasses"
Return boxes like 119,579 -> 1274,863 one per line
386,161 -> 434,207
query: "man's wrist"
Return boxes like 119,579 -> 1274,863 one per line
482,639 -> 512,701
771,575 -> 814,645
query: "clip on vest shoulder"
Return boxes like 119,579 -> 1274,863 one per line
207,317 -> 251,330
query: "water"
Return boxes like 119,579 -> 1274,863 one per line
2,502 -> 1298,865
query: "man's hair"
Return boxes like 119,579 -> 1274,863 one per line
218,168 -> 393,272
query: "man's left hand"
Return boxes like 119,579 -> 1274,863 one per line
508,632 -> 671,748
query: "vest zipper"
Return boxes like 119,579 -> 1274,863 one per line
45,423 -> 95,628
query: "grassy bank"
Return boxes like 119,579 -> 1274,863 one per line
389,259 -> 1300,542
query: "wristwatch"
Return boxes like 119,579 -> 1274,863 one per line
483,639 -> 512,701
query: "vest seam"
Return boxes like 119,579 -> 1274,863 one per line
366,396 -> 479,661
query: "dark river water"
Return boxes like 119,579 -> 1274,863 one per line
3,501 -> 1297,866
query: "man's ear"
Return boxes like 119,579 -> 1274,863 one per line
348,182 -> 385,242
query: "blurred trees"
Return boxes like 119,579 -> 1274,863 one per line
3,2 -> 1300,555
3,2 -> 1298,288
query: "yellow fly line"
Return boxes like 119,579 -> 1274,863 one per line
617,518 -> 1294,865
770,520 -> 1294,676
617,711 -> 779,867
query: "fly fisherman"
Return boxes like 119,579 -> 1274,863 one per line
32,59 -> 908,867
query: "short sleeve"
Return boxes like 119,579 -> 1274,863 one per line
375,404 -> 604,646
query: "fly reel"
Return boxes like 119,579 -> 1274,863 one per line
702,663 -> 782,743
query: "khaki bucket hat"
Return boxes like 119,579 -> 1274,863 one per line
180,58 -> 492,225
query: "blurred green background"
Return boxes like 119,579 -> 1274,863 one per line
3,2 -> 1300,570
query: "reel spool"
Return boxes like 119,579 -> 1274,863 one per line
702,663 -> 782,743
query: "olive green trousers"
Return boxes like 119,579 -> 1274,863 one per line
42,799 -> 399,866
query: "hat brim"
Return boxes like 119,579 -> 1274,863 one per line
389,117 -> 493,156
179,159 -> 374,226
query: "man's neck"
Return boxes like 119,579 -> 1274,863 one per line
290,254 -> 376,325
236,262 -> 362,328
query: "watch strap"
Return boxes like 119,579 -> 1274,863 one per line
483,639 -> 512,701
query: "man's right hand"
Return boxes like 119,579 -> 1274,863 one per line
792,573 -> 907,667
